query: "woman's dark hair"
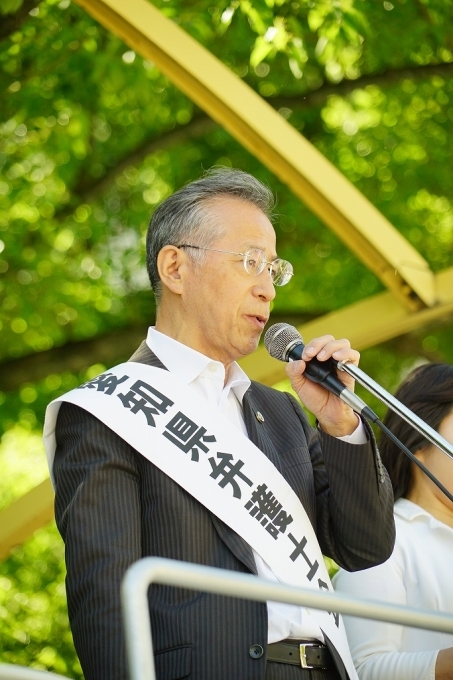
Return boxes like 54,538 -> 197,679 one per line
379,362 -> 453,501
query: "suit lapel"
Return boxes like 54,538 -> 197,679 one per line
129,340 -> 166,369
209,516 -> 258,574
209,386 -> 273,575
243,386 -> 284,475
209,385 -> 287,575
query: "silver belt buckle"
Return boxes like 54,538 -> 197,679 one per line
299,642 -> 321,669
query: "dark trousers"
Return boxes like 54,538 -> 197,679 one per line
265,663 -> 341,680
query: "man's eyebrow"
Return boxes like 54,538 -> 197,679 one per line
243,244 -> 279,260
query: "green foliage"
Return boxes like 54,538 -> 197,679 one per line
0,0 -> 23,17
0,524 -> 82,678
1,0 -> 453,673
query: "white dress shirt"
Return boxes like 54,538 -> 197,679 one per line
147,326 -> 365,644
334,498 -> 453,680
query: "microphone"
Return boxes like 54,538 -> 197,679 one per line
264,323 -> 378,421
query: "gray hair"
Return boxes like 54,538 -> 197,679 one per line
146,167 -> 275,303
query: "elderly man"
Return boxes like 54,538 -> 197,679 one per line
48,168 -> 394,680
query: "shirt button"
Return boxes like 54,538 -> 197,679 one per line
208,363 -> 218,372
249,644 -> 264,659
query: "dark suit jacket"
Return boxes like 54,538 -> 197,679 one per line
53,341 -> 395,680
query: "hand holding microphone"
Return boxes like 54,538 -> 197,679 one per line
264,323 -> 378,435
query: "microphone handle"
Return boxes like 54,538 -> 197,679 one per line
286,342 -> 338,384
286,342 -> 379,421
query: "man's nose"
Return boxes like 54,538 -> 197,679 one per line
253,269 -> 276,301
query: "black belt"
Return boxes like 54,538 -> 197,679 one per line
267,641 -> 334,670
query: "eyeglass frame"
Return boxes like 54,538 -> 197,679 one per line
176,244 -> 293,286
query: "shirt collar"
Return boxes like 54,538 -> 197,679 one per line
394,498 -> 428,521
146,327 -> 251,404
395,497 -> 453,532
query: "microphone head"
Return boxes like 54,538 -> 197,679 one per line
264,323 -> 303,362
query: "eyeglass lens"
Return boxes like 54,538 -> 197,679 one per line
244,249 -> 293,286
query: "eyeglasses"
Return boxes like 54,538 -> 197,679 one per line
177,244 -> 293,286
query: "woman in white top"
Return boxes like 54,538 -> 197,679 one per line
334,362 -> 453,680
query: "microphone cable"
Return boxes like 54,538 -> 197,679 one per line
373,418 -> 453,504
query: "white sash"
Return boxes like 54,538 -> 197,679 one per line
44,363 -> 358,680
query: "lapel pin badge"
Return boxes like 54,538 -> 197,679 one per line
255,411 -> 265,424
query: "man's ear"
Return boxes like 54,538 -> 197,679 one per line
157,245 -> 186,295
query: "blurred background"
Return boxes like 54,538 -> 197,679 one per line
1,0 -> 453,676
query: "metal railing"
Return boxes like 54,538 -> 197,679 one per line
121,557 -> 453,680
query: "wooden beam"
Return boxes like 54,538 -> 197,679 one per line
0,478 -> 54,561
72,0 -> 435,311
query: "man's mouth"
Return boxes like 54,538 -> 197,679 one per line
247,314 -> 268,329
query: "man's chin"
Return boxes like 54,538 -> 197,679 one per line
237,336 -> 261,359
